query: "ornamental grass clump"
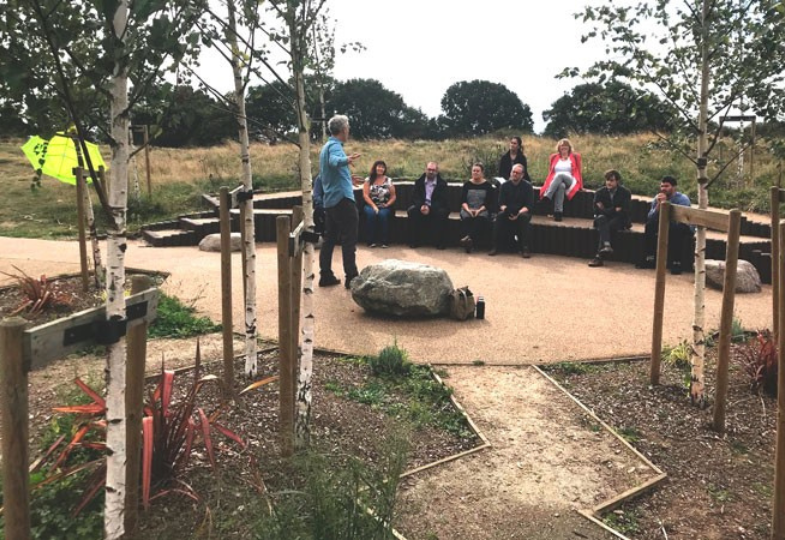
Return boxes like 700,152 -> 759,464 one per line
370,341 -> 410,377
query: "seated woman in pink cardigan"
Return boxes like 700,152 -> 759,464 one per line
539,138 -> 583,222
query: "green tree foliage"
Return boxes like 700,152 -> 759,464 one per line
133,84 -> 235,147
439,80 -> 533,137
328,78 -> 428,139
543,81 -> 675,138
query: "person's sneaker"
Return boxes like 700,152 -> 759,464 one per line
599,243 -> 613,255
636,257 -> 656,269
554,212 -> 563,222
463,237 -> 473,253
589,256 -> 604,267
318,274 -> 340,287
369,243 -> 377,248
344,273 -> 359,289
488,249 -> 498,256
381,244 -> 389,248
670,262 -> 683,275
521,247 -> 531,259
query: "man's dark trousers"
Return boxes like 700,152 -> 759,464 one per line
493,210 -> 532,251
644,216 -> 692,264
594,215 -> 626,251
320,198 -> 359,279
407,205 -> 449,247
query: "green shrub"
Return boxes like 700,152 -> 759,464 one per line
662,341 -> 691,370
370,341 -> 410,377
149,294 -> 221,338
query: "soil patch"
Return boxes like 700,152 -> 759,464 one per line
543,347 -> 775,540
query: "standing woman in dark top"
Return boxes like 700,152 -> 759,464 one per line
459,163 -> 495,253
498,136 -> 530,181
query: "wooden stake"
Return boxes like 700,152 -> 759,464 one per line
75,167 -> 89,292
774,221 -> 785,540
276,215 -> 294,457
143,125 -> 152,197
1,318 -> 30,540
124,275 -> 152,536
220,187 -> 235,398
290,206 -> 304,399
650,201 -> 671,385
712,210 -> 741,433
773,187 -> 781,342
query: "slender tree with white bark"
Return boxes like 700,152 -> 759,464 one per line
574,0 -> 785,405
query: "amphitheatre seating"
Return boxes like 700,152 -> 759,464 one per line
140,181 -> 774,284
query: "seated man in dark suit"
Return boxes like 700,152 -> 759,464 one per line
589,169 -> 632,267
407,161 -> 450,249
489,163 -> 533,258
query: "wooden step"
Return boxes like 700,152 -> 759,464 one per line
142,229 -> 196,248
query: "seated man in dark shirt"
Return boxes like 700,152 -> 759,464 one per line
589,169 -> 631,267
407,161 -> 450,249
489,163 -> 533,258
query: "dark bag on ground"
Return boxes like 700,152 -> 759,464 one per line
449,286 -> 475,321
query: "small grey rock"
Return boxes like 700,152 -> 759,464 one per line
198,232 -> 242,252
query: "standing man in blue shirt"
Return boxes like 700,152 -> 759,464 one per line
318,114 -> 362,288
637,176 -> 693,275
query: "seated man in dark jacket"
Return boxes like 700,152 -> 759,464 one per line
489,164 -> 534,258
407,161 -> 450,249
589,169 -> 632,267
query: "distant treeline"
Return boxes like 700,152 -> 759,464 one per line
3,77 -> 782,146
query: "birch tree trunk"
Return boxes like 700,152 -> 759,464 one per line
320,88 -> 327,142
226,0 -> 258,376
104,0 -> 129,536
291,15 -> 314,449
690,0 -> 711,408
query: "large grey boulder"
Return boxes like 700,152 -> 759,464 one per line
351,259 -> 454,317
705,259 -> 762,294
199,233 -> 242,252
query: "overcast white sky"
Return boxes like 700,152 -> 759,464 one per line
329,0 -> 610,133
201,0 -> 613,134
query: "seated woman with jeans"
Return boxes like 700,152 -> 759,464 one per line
362,160 -> 397,247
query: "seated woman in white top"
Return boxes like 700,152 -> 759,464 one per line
539,138 -> 583,222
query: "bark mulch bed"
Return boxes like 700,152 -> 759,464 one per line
542,343 -> 775,540
131,349 -> 481,538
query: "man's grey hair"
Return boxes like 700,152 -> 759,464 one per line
328,114 -> 349,136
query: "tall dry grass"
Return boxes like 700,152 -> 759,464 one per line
0,133 -> 780,239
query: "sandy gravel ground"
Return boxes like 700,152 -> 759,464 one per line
395,366 -> 650,539
0,237 -> 774,364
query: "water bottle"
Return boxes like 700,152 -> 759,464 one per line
476,295 -> 485,320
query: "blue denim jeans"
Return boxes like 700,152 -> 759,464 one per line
362,205 -> 392,244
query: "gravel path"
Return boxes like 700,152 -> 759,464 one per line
0,237 -> 772,365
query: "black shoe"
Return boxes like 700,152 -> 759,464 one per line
599,244 -> 613,255
670,262 -> 682,275
408,242 -> 417,249
554,212 -> 563,222
521,247 -> 531,259
319,274 -> 340,287
636,257 -> 656,269
488,249 -> 498,256
589,256 -> 604,267
344,274 -> 359,289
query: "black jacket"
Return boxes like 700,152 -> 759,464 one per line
498,152 -> 530,182
411,173 -> 449,213
593,185 -> 632,228
499,179 -> 534,215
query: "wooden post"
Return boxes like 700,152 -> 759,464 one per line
143,125 -> 152,197
650,201 -> 671,385
290,206 -> 304,389
75,167 -> 89,292
276,215 -> 294,457
712,210 -> 741,433
774,221 -> 785,540
1,318 -> 30,540
125,275 -> 152,536
220,187 -> 234,398
773,187 -> 780,342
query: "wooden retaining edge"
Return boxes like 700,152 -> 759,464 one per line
533,365 -> 668,540
427,354 -> 651,368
